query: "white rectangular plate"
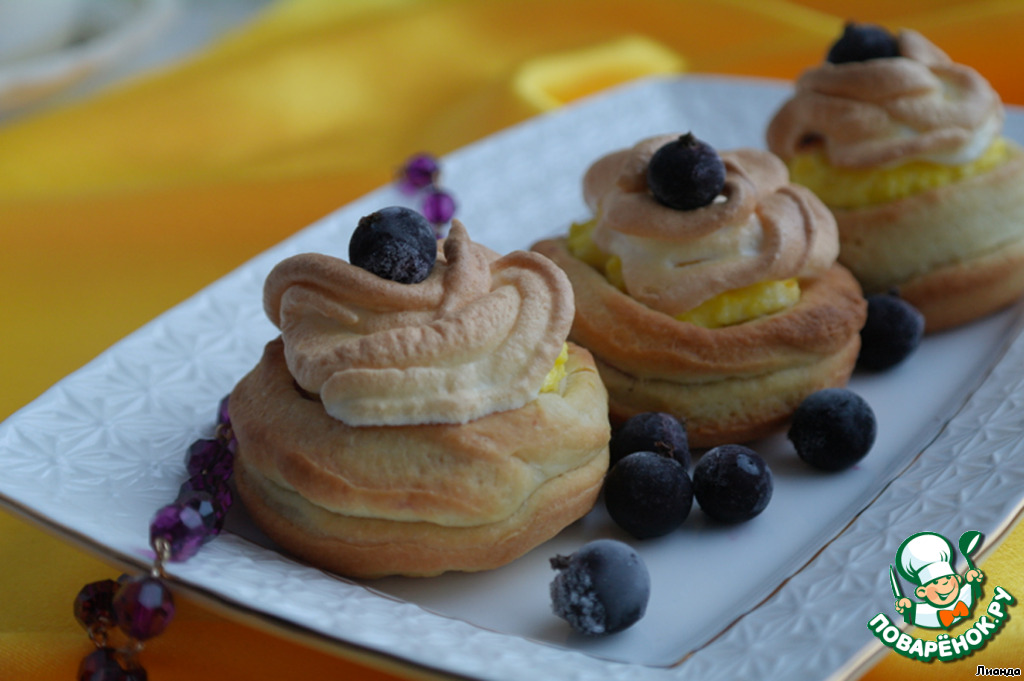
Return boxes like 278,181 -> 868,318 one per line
3,75 -> 1024,681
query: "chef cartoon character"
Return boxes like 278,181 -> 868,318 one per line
892,531 -> 984,629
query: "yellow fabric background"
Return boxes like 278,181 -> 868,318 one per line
2,0 -> 1023,678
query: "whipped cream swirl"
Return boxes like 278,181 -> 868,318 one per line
767,29 -> 1004,168
263,221 -> 574,426
584,135 -> 839,315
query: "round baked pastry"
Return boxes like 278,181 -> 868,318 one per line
231,217 -> 610,578
767,24 -> 1024,332
532,135 -> 866,448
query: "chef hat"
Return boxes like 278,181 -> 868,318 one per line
896,532 -> 956,586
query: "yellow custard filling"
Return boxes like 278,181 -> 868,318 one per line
567,220 -> 800,328
674,279 -> 799,328
567,219 -> 610,269
540,342 -> 569,393
788,137 -> 1011,209
567,219 -> 627,289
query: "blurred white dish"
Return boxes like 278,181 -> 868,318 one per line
0,0 -> 175,114
0,0 -> 84,64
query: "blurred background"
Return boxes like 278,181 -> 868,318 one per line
2,1 -> 1022,679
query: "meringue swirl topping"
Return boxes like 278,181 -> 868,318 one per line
580,135 -> 839,316
263,221 -> 574,426
767,29 -> 1004,169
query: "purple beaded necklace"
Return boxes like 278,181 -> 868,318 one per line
71,154 -> 455,680
74,396 -> 235,681
396,152 -> 457,236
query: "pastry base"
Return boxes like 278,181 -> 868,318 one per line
230,338 -> 610,579
596,336 -> 861,446
898,234 -> 1024,333
834,143 -> 1024,332
533,237 -> 867,448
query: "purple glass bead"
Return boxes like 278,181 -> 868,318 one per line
177,475 -> 233,515
178,472 -> 210,496
185,490 -> 227,537
150,502 -> 207,562
113,576 -> 175,641
212,483 -> 233,517
123,666 -> 148,681
217,394 -> 231,427
74,579 -> 119,630
184,438 -> 232,481
422,188 -> 456,225
78,647 -> 129,681
398,153 -> 439,194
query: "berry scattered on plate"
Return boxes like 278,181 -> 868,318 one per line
692,444 -> 773,523
549,539 -> 650,636
609,412 -> 690,469
604,451 -> 693,539
857,293 -> 925,371
788,388 -> 877,472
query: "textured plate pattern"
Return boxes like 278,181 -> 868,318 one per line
2,76 -> 1023,681
686,325 -> 1024,680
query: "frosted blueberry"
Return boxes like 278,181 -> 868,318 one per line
349,206 -> 437,284
692,445 -> 773,523
604,452 -> 693,539
550,539 -> 650,635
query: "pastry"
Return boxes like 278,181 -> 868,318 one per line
532,134 -> 866,448
767,23 -> 1024,332
230,209 -> 610,578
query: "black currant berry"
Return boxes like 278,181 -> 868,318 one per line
349,206 -> 437,284
857,294 -> 925,371
646,133 -> 726,211
692,444 -> 773,523
604,451 -> 693,539
789,388 -> 877,472
549,539 -> 650,636
609,412 -> 690,469
826,22 -> 900,64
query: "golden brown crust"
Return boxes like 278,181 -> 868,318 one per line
230,338 -> 610,578
833,144 -> 1024,330
596,335 -> 862,446
533,237 -> 866,447
897,234 -> 1024,333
